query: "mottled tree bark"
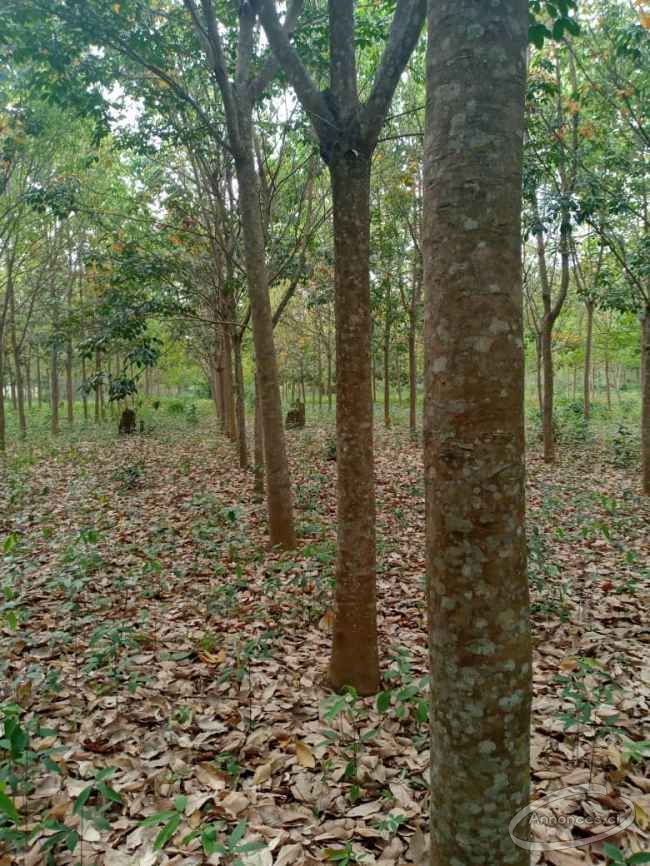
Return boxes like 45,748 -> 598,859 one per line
328,153 -> 379,695
642,311 -> 650,495
254,371 -> 265,497
423,2 -> 531,864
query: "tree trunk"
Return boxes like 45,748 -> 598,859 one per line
94,350 -> 101,423
409,312 -> 417,436
328,153 -> 379,695
383,294 -> 391,428
604,353 -> 612,411
81,354 -> 89,420
642,311 -> 650,495
254,371 -> 265,497
584,300 -> 593,420
223,326 -> 237,441
51,344 -> 60,436
542,318 -> 555,461
66,340 -> 74,426
233,331 -> 249,469
9,284 -> 27,439
236,154 -> 295,548
423,2 -> 531,865
0,334 -> 5,453
36,351 -> 43,407
25,354 -> 32,411
327,340 -> 333,411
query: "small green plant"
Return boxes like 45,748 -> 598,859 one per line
141,795 -> 187,850
73,767 -> 123,832
112,461 -> 145,491
183,818 -> 266,863
321,687 -> 377,792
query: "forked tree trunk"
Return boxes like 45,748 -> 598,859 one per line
328,153 -> 379,695
423,2 -> 531,864
642,311 -> 650,496
237,154 -> 295,548
584,300 -> 594,420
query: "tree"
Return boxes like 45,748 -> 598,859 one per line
260,0 -> 426,694
423,1 -> 531,863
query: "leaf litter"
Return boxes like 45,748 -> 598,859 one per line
0,421 -> 648,864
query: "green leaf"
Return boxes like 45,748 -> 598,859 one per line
3,533 -> 19,554
629,857 -> 650,865
141,809 -> 176,827
229,820 -> 248,846
238,840 -> 267,853
154,812 -> 181,850
376,691 -> 391,713
602,844 -> 625,863
0,785 -> 20,824
73,785 -> 94,814
173,794 -> 187,812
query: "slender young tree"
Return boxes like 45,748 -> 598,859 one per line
423,1 -> 531,863
260,0 -> 425,694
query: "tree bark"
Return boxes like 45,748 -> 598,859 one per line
26,353 -> 32,411
236,153 -> 296,548
254,371 -> 265,497
51,344 -> 60,436
328,153 -> 379,695
36,351 -> 43,407
383,285 -> 392,428
9,281 -> 27,439
642,311 -> 650,495
584,300 -> 594,420
232,330 -> 249,469
423,2 -> 531,864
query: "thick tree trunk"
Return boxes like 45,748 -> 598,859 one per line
423,2 -> 531,865
233,331 -> 249,469
51,345 -> 60,437
535,332 -> 543,417
236,154 -> 295,548
328,153 -> 379,695
542,318 -> 555,461
584,300 -> 593,420
642,312 -> 650,495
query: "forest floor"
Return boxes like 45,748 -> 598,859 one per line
0,412 -> 648,866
